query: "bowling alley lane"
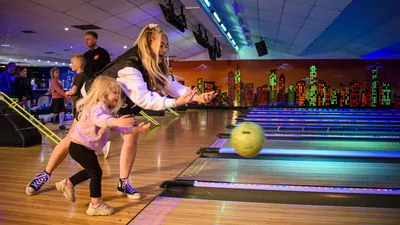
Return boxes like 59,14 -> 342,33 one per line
238,113 -> 400,120
175,157 -> 400,189
202,132 -> 400,158
222,126 -> 400,136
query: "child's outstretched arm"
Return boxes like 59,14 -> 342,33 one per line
112,121 -> 151,134
91,105 -> 136,128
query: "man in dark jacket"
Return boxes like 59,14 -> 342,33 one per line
83,31 -> 110,80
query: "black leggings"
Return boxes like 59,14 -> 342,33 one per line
69,142 -> 102,198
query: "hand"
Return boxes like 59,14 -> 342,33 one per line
114,115 -> 136,128
193,91 -> 218,104
133,122 -> 151,133
175,87 -> 197,106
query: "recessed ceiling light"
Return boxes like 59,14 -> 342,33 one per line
70,46 -> 73,48
47,61 -> 50,63
9,58 -> 12,61
124,46 -> 127,49
185,6 -> 200,9
62,63 -> 65,65
38,59 -> 41,62
65,27 -> 69,31
24,59 -> 27,61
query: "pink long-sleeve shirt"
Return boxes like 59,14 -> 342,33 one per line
50,79 -> 67,99
71,102 -> 132,151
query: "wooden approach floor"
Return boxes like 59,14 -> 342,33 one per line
131,197 -> 400,225
0,109 -> 232,225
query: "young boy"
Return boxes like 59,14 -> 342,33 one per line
66,54 -> 87,117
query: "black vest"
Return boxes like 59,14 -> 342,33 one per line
88,45 -> 149,115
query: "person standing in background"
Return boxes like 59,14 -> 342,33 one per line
0,62 -> 16,96
14,67 -> 35,111
40,67 -> 68,130
84,31 -> 112,157
65,54 -> 87,119
83,31 -> 110,80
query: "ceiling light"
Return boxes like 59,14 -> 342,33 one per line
221,24 -> 227,32
24,59 -> 27,61
55,62 -> 58,64
185,6 -> 200,9
1,44 -> 10,47
65,27 -> 69,31
124,46 -> 127,49
199,0 -> 239,53
62,63 -> 65,65
212,11 -> 221,23
47,61 -> 50,63
38,59 -> 41,62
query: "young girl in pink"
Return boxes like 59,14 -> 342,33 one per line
55,76 -> 150,216
41,67 -> 69,130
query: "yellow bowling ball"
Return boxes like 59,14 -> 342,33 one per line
230,122 -> 265,158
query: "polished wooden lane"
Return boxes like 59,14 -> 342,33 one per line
0,109 -> 232,225
130,197 -> 400,225
211,138 -> 400,152
177,157 -> 400,188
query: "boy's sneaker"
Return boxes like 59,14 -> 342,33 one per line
86,199 -> 116,216
55,179 -> 76,202
25,170 -> 50,196
102,141 -> 111,159
59,125 -> 69,130
117,178 -> 141,199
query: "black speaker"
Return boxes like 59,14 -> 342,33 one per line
0,111 -> 42,147
255,40 -> 268,57
208,45 -> 216,61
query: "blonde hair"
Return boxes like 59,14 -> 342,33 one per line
50,67 -> 59,79
76,76 -> 122,119
135,24 -> 169,88
71,54 -> 86,67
